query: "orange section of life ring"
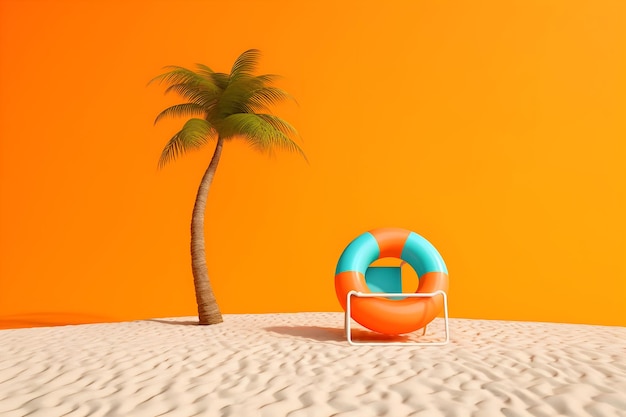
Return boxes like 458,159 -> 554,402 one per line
335,228 -> 449,335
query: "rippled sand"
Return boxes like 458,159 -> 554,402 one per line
1,313 -> 625,416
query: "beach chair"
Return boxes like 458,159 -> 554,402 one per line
343,263 -> 449,346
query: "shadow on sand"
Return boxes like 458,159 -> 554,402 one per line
146,320 -> 411,343
264,325 -> 410,343
148,319 -> 202,326
0,312 -> 118,330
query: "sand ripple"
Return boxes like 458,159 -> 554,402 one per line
1,313 -> 625,416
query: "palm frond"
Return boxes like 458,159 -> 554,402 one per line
256,114 -> 300,138
158,118 -> 215,168
214,74 -> 257,116
196,64 -> 230,90
246,86 -> 294,112
220,113 -> 306,161
148,66 -> 199,87
217,74 -> 282,115
210,72 -> 230,90
151,66 -> 222,104
255,114 -> 306,160
154,103 -> 205,125
256,74 -> 281,84
164,83 -> 220,107
230,49 -> 261,78
195,63 -> 215,74
219,73 -> 295,114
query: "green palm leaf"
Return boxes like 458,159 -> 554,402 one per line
154,103 -> 205,125
158,118 -> 215,168
220,113 -> 306,159
195,63 -> 215,74
256,114 -> 300,138
246,86 -> 294,112
230,49 -> 262,78
148,66 -> 200,87
164,83 -> 219,107
195,65 -> 230,89
151,66 -> 221,105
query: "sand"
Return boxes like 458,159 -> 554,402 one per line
1,312 -> 625,417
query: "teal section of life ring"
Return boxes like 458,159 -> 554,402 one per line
335,232 -> 379,275
402,232 -> 448,276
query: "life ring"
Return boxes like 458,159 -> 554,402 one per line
335,228 -> 448,335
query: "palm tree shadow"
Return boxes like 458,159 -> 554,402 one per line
0,312 -> 117,329
148,319 -> 201,326
264,326 -> 410,343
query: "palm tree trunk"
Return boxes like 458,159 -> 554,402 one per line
191,136 -> 225,325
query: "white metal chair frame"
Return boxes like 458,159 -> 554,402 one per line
345,290 -> 450,346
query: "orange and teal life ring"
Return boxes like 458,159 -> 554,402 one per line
335,227 -> 449,335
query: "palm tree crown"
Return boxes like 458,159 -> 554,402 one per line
150,49 -> 304,325
151,49 -> 305,167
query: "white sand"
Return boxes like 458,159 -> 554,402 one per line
1,313 -> 625,417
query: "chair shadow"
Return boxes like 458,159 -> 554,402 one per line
264,325 -> 410,343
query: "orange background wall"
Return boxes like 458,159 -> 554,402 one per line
1,0 -> 625,328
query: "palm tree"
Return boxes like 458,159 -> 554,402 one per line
150,49 -> 305,325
